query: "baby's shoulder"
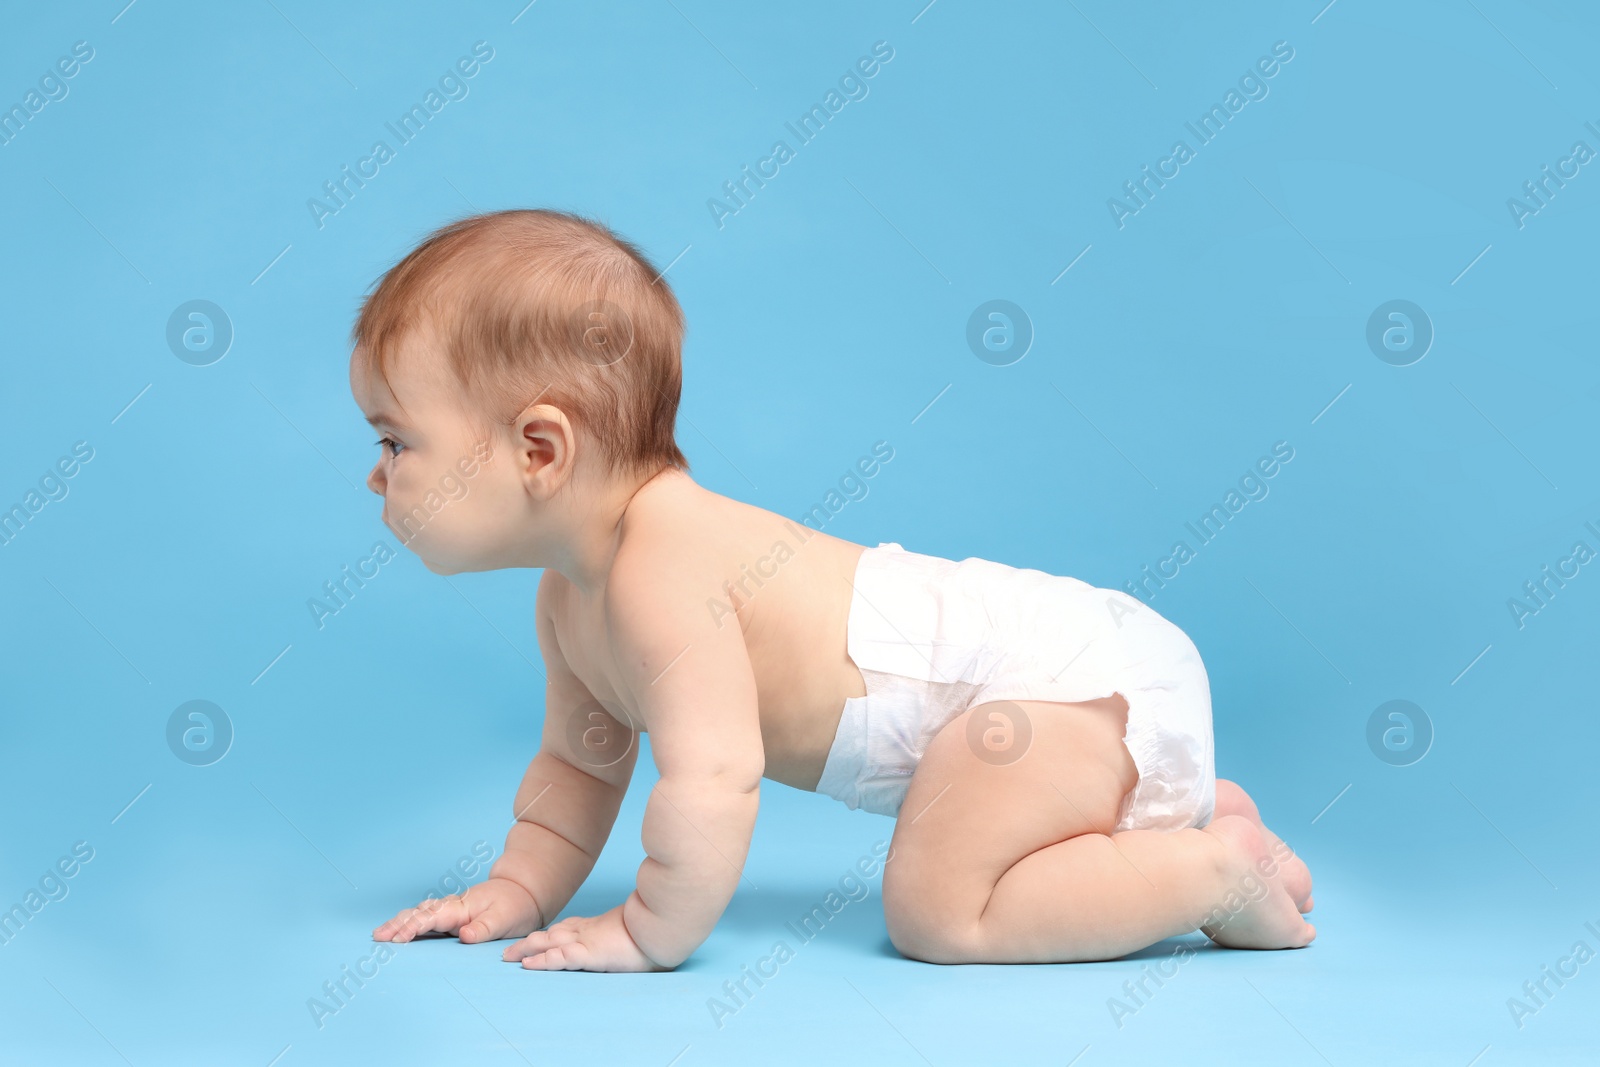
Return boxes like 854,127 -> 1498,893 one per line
535,561 -> 571,612
607,517 -> 725,612
610,478 -> 734,592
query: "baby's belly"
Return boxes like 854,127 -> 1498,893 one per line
739,537 -> 868,792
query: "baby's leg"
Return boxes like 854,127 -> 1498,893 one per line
881,697 -> 1315,964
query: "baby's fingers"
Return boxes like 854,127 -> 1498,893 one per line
520,941 -> 591,971
372,911 -> 415,941
374,895 -> 467,943
502,925 -> 578,963
373,905 -> 431,943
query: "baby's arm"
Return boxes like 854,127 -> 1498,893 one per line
373,576 -> 636,945
504,544 -> 764,971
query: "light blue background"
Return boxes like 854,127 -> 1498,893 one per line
2,0 -> 1597,1063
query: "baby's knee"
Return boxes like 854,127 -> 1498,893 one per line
882,869 -> 985,964
885,910 -> 984,964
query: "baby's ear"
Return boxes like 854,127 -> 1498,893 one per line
513,404 -> 577,490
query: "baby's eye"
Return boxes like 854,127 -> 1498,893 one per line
375,436 -> 406,458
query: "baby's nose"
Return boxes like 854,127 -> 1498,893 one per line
366,464 -> 385,495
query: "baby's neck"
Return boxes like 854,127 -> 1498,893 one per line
537,465 -> 687,596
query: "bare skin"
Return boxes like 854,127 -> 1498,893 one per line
356,333 -> 1314,970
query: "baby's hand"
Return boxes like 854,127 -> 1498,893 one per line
502,900 -> 668,972
372,877 -> 541,945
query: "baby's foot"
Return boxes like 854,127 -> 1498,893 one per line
1258,821 -> 1313,914
1199,815 -> 1316,950
1212,780 -> 1312,913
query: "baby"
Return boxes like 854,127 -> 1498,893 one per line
358,210 -> 1315,971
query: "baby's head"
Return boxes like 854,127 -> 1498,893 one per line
349,209 -> 690,574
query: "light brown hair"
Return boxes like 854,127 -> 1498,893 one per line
352,209 -> 690,478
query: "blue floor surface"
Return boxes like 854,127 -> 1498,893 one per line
3,0 -> 1598,1063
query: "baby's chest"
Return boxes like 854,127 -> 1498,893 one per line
551,605 -> 646,729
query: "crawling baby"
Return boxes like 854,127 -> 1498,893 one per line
358,210 -> 1315,970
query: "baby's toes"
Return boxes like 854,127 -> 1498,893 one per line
1259,829 -> 1312,911
1279,853 -> 1313,913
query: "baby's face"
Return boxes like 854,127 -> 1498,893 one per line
349,340 -> 524,574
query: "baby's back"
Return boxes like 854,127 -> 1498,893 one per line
545,469 -> 868,791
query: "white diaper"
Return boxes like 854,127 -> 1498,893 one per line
815,542 -> 1215,833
